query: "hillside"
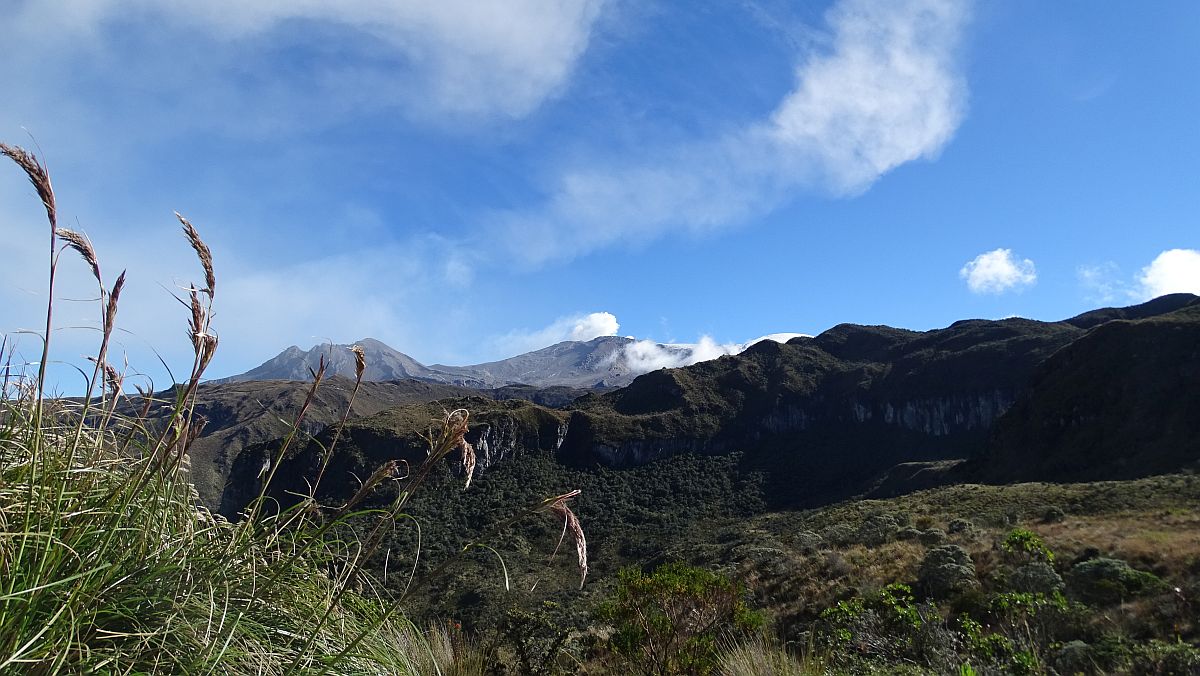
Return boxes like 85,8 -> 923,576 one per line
975,295 -> 1200,483
154,378 -> 596,508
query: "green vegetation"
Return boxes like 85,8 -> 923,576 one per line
5,144 -> 1199,673
597,562 -> 762,675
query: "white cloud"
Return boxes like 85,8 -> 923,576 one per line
494,0 -> 970,265
1136,249 -> 1200,299
766,0 -> 968,192
490,311 -> 619,356
960,248 -> 1037,294
8,0 -> 607,125
621,333 -> 806,375
569,312 -> 620,341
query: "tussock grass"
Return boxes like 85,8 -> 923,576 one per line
0,144 -> 585,674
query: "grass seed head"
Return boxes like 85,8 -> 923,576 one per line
55,228 -> 101,284
350,344 -> 366,382
1,143 -> 56,229
176,211 -> 215,296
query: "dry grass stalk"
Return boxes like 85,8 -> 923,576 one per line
542,489 -> 588,588
176,211 -> 215,296
55,228 -> 100,284
0,143 -> 56,229
188,289 -> 205,353
340,459 -> 408,515
350,344 -> 366,382
105,271 -> 125,334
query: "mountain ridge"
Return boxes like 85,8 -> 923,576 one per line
219,332 -> 806,389
219,294 -> 1200,518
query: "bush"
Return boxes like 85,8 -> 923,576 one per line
1041,506 -> 1066,524
1008,561 -> 1065,595
817,583 -> 958,669
597,562 -> 763,675
821,523 -> 855,548
857,513 -> 899,547
1128,639 -> 1200,676
896,526 -> 923,541
919,545 -> 978,599
948,518 -> 973,535
1002,528 -> 1055,563
919,528 -> 948,547
794,530 -> 823,554
1067,558 -> 1168,606
1053,640 -> 1097,675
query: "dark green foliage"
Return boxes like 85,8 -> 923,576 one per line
857,513 -> 899,547
597,562 -> 763,675
1002,528 -> 1055,563
948,517 -> 974,534
919,545 -> 978,599
919,528 -> 948,546
1041,505 -> 1066,524
1128,639 -> 1200,675
1007,561 -> 1064,595
493,602 -> 573,675
1067,558 -> 1168,606
818,583 -> 959,669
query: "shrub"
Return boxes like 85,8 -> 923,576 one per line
597,562 -> 763,675
897,526 -> 923,541
1053,640 -> 1097,675
1002,528 -> 1055,563
794,530 -> 823,554
1067,558 -> 1168,606
948,518 -> 974,535
919,528 -> 948,547
821,523 -> 855,547
1041,506 -> 1066,524
1007,561 -> 1065,595
919,545 -> 978,599
818,583 -> 957,669
1128,639 -> 1200,676
858,513 -> 900,547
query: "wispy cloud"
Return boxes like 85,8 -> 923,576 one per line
492,0 -> 970,265
1077,261 -> 1122,304
7,0 -> 608,133
1136,248 -> 1200,299
960,248 -> 1037,294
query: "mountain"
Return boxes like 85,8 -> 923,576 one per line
220,334 -> 804,389
220,337 -> 444,383
973,294 -> 1200,483
221,295 -> 1200,519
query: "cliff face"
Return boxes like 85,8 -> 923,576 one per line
553,317 -> 1082,505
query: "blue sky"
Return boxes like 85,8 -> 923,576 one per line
2,0 -> 1199,390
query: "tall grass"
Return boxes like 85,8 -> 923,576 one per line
0,144 -> 583,673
